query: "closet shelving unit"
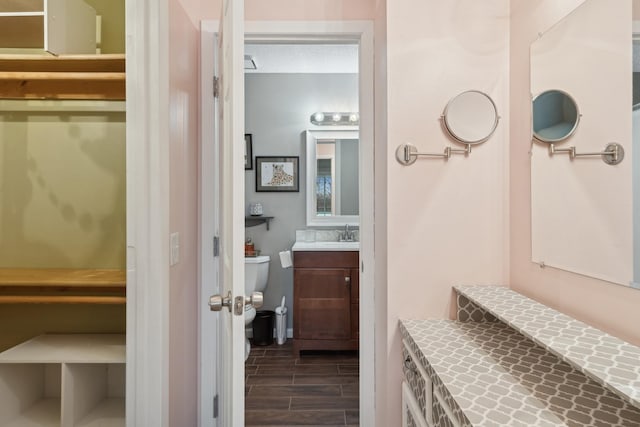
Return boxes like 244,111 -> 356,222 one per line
0,4 -> 127,423
0,37 -> 126,304
0,334 -> 125,427
0,53 -> 126,304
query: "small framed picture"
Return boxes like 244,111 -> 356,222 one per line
255,156 -> 299,192
244,134 -> 253,170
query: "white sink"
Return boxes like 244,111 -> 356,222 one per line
292,241 -> 360,251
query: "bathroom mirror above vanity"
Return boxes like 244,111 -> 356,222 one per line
530,0 -> 637,287
305,130 -> 359,226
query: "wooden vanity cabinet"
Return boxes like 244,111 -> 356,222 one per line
293,251 -> 359,356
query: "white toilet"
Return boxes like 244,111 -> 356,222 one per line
244,255 -> 270,360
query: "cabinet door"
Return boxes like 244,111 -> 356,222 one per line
294,268 -> 351,340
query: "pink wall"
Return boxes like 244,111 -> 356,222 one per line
177,0 -> 375,27
384,0 -> 510,424
168,0 -> 200,425
510,0 -> 640,346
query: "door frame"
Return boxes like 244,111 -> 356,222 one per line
199,20 -> 221,427
199,20 -> 376,426
125,0 -> 171,425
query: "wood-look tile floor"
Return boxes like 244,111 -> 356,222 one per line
245,340 -> 359,426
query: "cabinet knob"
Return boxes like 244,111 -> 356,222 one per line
345,276 -> 351,284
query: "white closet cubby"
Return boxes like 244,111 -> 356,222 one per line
0,334 -> 125,427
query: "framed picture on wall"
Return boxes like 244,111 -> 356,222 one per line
244,134 -> 253,170
255,156 -> 299,192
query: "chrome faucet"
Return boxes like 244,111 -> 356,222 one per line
339,224 -> 355,242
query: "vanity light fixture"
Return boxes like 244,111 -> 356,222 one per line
310,112 -> 359,126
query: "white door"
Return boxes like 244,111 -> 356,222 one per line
199,23 -> 220,427
207,0 -> 248,425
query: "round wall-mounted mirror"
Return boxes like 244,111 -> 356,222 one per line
442,90 -> 499,144
532,89 -> 580,143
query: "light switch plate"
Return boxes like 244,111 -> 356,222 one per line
170,232 -> 180,266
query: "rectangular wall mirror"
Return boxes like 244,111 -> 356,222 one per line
305,130 -> 359,227
530,0 -> 637,287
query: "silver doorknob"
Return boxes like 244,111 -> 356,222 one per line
209,291 -> 232,312
244,291 -> 263,309
233,291 -> 263,315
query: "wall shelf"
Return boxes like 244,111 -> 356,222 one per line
245,216 -> 274,230
0,268 -> 126,304
0,54 -> 125,100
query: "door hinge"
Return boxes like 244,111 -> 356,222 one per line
213,236 -> 220,257
213,394 -> 219,418
213,76 -> 220,98
361,261 -> 364,273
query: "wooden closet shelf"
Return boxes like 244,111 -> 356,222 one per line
0,54 -> 126,100
0,71 -> 125,80
0,268 -> 125,287
0,54 -> 125,72
0,269 -> 125,304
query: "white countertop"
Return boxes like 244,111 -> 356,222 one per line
291,241 -> 360,251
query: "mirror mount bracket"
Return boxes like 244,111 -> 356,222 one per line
395,143 -> 471,166
548,142 -> 624,165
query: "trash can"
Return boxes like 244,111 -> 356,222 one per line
275,305 -> 288,345
252,310 -> 275,346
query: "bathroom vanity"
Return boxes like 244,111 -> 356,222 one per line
400,286 -> 640,427
291,242 -> 359,356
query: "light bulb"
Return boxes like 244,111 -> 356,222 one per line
332,113 -> 342,122
313,112 -> 324,122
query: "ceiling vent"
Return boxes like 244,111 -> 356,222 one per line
244,55 -> 257,70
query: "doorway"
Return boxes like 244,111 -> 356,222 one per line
199,20 -> 374,426
243,41 -> 360,425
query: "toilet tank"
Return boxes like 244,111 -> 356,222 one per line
244,255 -> 270,293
